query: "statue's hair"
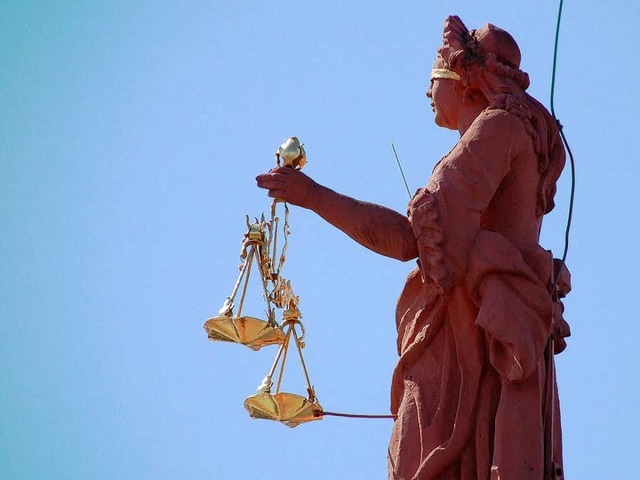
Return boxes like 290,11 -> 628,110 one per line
439,16 -> 565,216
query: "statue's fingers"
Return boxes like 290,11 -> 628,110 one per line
267,189 -> 287,200
256,174 -> 286,189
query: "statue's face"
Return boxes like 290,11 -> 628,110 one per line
426,57 -> 462,130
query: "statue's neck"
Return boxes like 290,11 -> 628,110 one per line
457,100 -> 490,136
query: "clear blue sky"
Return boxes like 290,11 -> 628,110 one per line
2,1 -> 639,479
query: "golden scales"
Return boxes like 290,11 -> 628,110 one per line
204,137 -> 323,427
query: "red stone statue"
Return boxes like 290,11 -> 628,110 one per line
257,15 -> 570,480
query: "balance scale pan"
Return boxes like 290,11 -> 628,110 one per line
244,392 -> 323,428
203,316 -> 285,351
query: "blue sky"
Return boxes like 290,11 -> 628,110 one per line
1,1 -> 639,479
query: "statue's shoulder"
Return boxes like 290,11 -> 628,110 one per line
458,107 -> 530,161
465,107 -> 529,144
478,107 -> 527,130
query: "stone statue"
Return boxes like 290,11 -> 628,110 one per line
256,15 -> 571,480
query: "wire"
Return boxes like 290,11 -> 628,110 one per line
391,141 -> 412,199
550,0 -> 564,119
549,0 -> 576,271
557,129 -> 576,267
316,411 -> 396,420
545,2 -> 574,478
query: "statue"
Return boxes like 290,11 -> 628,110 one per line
256,15 -> 571,480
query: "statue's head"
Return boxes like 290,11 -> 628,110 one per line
472,23 -> 522,71
433,16 -> 530,105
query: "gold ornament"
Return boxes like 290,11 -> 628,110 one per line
430,68 -> 461,81
276,136 -> 307,169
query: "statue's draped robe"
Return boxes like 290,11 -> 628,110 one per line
388,108 -> 569,480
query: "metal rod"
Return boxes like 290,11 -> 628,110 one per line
265,337 -> 287,381
390,141 -> 411,199
227,247 -> 252,304
235,245 -> 255,318
274,325 -> 293,394
292,323 -> 314,394
271,218 -> 280,278
268,200 -> 278,274
258,257 -> 277,326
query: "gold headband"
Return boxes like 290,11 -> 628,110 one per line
430,68 -> 461,81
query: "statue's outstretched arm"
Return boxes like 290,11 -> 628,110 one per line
256,167 -> 418,261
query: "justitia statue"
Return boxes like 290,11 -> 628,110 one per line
257,15 -> 571,480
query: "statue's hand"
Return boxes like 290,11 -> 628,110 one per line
256,167 -> 318,208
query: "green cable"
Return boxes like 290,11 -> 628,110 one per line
549,0 -> 576,268
550,0 -> 564,118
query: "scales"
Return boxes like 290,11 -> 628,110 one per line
204,137 -> 323,427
